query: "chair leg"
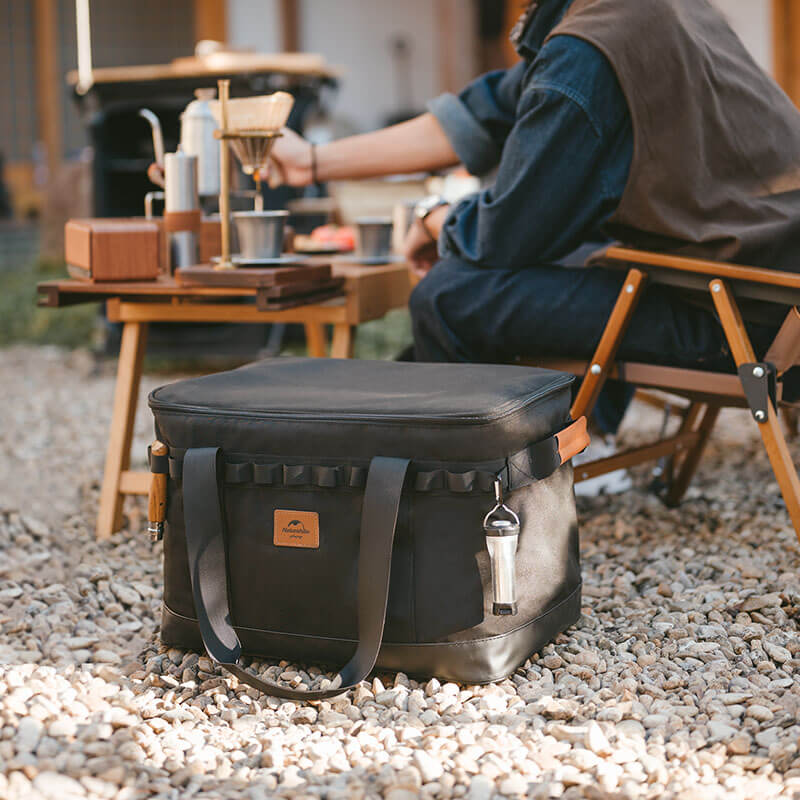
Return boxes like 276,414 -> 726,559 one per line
571,268 -> 647,419
711,279 -> 800,541
664,402 -> 721,507
656,404 -> 703,490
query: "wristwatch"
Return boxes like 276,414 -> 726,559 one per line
414,195 -> 448,240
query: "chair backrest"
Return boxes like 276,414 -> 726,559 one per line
766,307 -> 800,374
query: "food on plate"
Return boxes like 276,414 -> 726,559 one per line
311,225 -> 356,251
294,225 -> 357,253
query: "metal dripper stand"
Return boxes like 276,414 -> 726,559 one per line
214,78 -> 283,270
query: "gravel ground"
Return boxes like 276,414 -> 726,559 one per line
1,344 -> 799,800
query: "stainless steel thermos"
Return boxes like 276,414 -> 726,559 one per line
180,88 -> 220,198
483,479 -> 520,616
164,148 -> 199,269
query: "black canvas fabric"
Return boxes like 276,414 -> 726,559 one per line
149,358 -> 583,690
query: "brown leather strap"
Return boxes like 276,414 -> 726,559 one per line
163,209 -> 202,233
556,416 -> 590,464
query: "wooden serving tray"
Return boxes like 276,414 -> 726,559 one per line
258,284 -> 346,310
175,262 -> 331,288
262,276 -> 345,300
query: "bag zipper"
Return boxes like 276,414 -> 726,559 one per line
149,373 -> 573,427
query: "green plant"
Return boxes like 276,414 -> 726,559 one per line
0,260 -> 98,348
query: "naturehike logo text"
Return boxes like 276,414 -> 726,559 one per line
283,520 -> 311,540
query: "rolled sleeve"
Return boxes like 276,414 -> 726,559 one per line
428,92 -> 503,176
428,62 -> 527,176
439,88 -> 613,269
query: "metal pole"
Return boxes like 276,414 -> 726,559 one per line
75,0 -> 93,95
217,79 -> 234,269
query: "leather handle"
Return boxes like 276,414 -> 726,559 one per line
182,447 -> 410,700
555,416 -> 590,464
148,440 -> 168,540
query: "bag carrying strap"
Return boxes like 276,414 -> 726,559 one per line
182,447 -> 410,700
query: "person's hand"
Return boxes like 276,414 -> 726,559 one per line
404,204 -> 449,278
147,162 -> 165,188
262,127 -> 313,188
403,218 -> 440,278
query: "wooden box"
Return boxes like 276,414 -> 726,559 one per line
199,217 -> 222,264
65,218 -> 160,282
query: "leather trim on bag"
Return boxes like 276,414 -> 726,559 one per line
148,446 -> 169,474
556,416 -> 590,464
161,583 -> 582,685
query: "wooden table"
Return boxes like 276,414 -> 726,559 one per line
38,262 -> 411,540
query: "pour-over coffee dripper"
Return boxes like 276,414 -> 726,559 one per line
212,81 -> 294,269
225,133 -> 281,213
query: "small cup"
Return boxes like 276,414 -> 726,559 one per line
356,217 -> 393,260
233,210 -> 289,260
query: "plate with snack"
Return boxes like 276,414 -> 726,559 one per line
294,224 -> 356,255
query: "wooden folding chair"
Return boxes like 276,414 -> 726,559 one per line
525,247 -> 800,543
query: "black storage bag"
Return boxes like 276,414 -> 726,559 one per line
148,358 -> 586,699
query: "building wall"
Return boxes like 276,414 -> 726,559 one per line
227,0 -> 774,134
713,0 -> 772,73
0,2 -> 37,163
57,0 -> 196,157
0,0 -> 783,180
227,0 -> 281,54
227,0 -> 477,131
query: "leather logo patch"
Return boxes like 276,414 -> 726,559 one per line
274,510 -> 320,549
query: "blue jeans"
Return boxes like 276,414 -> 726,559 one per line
409,257 -> 779,434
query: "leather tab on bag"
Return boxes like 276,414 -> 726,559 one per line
148,445 -> 169,474
274,510 -> 320,549
555,417 -> 590,464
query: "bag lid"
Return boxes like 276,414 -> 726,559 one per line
149,358 -> 574,462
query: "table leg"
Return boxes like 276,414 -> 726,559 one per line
331,323 -> 355,359
96,321 -> 148,540
304,322 -> 328,358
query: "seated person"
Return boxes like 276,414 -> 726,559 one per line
268,0 -> 797,453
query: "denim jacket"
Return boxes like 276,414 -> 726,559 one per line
427,0 -> 633,269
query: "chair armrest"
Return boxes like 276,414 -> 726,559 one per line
597,246 -> 800,291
